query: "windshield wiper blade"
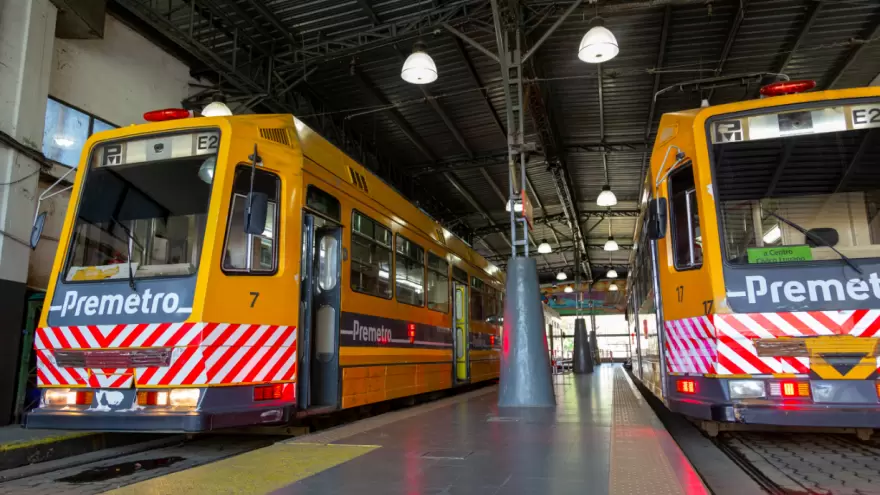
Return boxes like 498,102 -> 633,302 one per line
110,217 -> 138,291
764,210 -> 863,275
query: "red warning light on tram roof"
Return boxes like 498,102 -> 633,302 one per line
759,80 -> 816,97
143,108 -> 191,122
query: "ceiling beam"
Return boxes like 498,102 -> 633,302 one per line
351,68 -> 437,162
394,45 -> 474,158
354,0 -> 381,26
707,0 -> 749,102
473,210 -> 641,236
827,13 -> 880,89
639,5 -> 671,187
452,36 -> 506,140
240,0 -> 300,48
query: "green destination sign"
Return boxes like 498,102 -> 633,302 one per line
747,245 -> 813,264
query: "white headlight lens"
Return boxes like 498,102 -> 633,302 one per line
169,388 -> 201,407
729,380 -> 765,399
44,388 -> 74,406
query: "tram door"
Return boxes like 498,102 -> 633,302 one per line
453,283 -> 470,383
298,214 -> 341,409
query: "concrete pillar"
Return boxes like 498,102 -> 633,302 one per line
0,0 -> 57,423
573,317 -> 593,374
498,257 -> 555,407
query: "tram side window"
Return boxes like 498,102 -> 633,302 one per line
395,234 -> 425,307
452,266 -> 468,284
471,277 -> 485,321
222,166 -> 279,273
668,164 -> 703,270
350,211 -> 393,299
427,253 -> 449,313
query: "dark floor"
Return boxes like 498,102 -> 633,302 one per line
271,365 -> 707,495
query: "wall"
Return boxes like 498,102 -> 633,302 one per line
49,15 -> 192,127
28,13 -> 195,290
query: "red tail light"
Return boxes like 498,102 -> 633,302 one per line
254,383 -> 283,401
490,334 -> 496,346
137,391 -> 168,406
408,323 -> 416,344
777,381 -> 810,398
676,379 -> 697,394
75,391 -> 93,405
143,108 -> 191,122
760,80 -> 816,97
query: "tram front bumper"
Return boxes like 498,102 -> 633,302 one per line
671,397 -> 880,428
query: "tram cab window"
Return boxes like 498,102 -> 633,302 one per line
395,234 -> 425,307
350,211 -> 392,299
222,166 -> 279,273
668,163 -> 703,270
427,253 -> 449,313
470,277 -> 485,321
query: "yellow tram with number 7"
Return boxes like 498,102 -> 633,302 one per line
26,109 -> 503,432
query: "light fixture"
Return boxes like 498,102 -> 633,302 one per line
606,268 -> 618,279
608,283 -> 619,292
505,199 -> 523,213
556,271 -> 568,281
202,93 -> 232,117
538,240 -> 552,254
564,286 -> 573,293
596,185 -> 617,207
53,135 -> 75,148
578,17 -> 619,64
604,237 -> 619,251
763,225 -> 781,244
401,41 -> 438,85
198,156 -> 216,184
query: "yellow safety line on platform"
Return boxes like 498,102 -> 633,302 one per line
102,443 -> 379,495
0,432 -> 93,452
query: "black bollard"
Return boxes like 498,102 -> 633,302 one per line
573,317 -> 594,374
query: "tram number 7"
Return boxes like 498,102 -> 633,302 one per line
675,285 -> 684,303
249,292 -> 260,308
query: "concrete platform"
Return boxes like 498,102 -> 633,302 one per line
109,365 -> 708,495
0,426 -> 93,470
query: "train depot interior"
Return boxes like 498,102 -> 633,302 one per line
2,0 -> 880,493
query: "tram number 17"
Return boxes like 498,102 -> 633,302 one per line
675,285 -> 684,303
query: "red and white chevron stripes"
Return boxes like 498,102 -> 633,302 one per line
664,311 -> 880,376
35,322 -> 297,388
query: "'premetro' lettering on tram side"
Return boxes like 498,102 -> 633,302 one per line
351,319 -> 393,343
51,289 -> 190,317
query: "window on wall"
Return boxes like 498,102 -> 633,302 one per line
669,163 -> 703,270
427,252 -> 449,313
222,166 -> 280,273
470,276 -> 485,321
43,97 -> 117,168
350,211 -> 393,298
395,234 -> 425,307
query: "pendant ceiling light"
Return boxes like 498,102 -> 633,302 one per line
564,286 -> 573,293
401,41 -> 438,85
578,17 -> 619,64
608,283 -> 619,292
606,268 -> 618,279
537,239 -> 552,254
604,215 -> 618,251
556,271 -> 568,281
596,154 -> 617,206
202,93 -> 232,117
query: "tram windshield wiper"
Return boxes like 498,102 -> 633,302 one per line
764,210 -> 863,275
110,217 -> 142,291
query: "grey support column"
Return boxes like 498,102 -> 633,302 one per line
498,257 -> 555,407
0,0 -> 56,424
573,317 -> 593,374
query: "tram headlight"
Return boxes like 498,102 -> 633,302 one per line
169,388 -> 201,407
44,388 -> 74,406
729,380 -> 766,399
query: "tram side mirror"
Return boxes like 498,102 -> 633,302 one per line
30,212 -> 47,249
244,192 -> 269,235
646,198 -> 668,240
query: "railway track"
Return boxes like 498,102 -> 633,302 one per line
715,432 -> 880,495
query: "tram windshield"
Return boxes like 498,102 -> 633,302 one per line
711,103 -> 880,267
64,132 -> 218,281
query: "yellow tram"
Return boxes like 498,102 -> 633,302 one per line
627,82 -> 880,435
27,110 -> 502,431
